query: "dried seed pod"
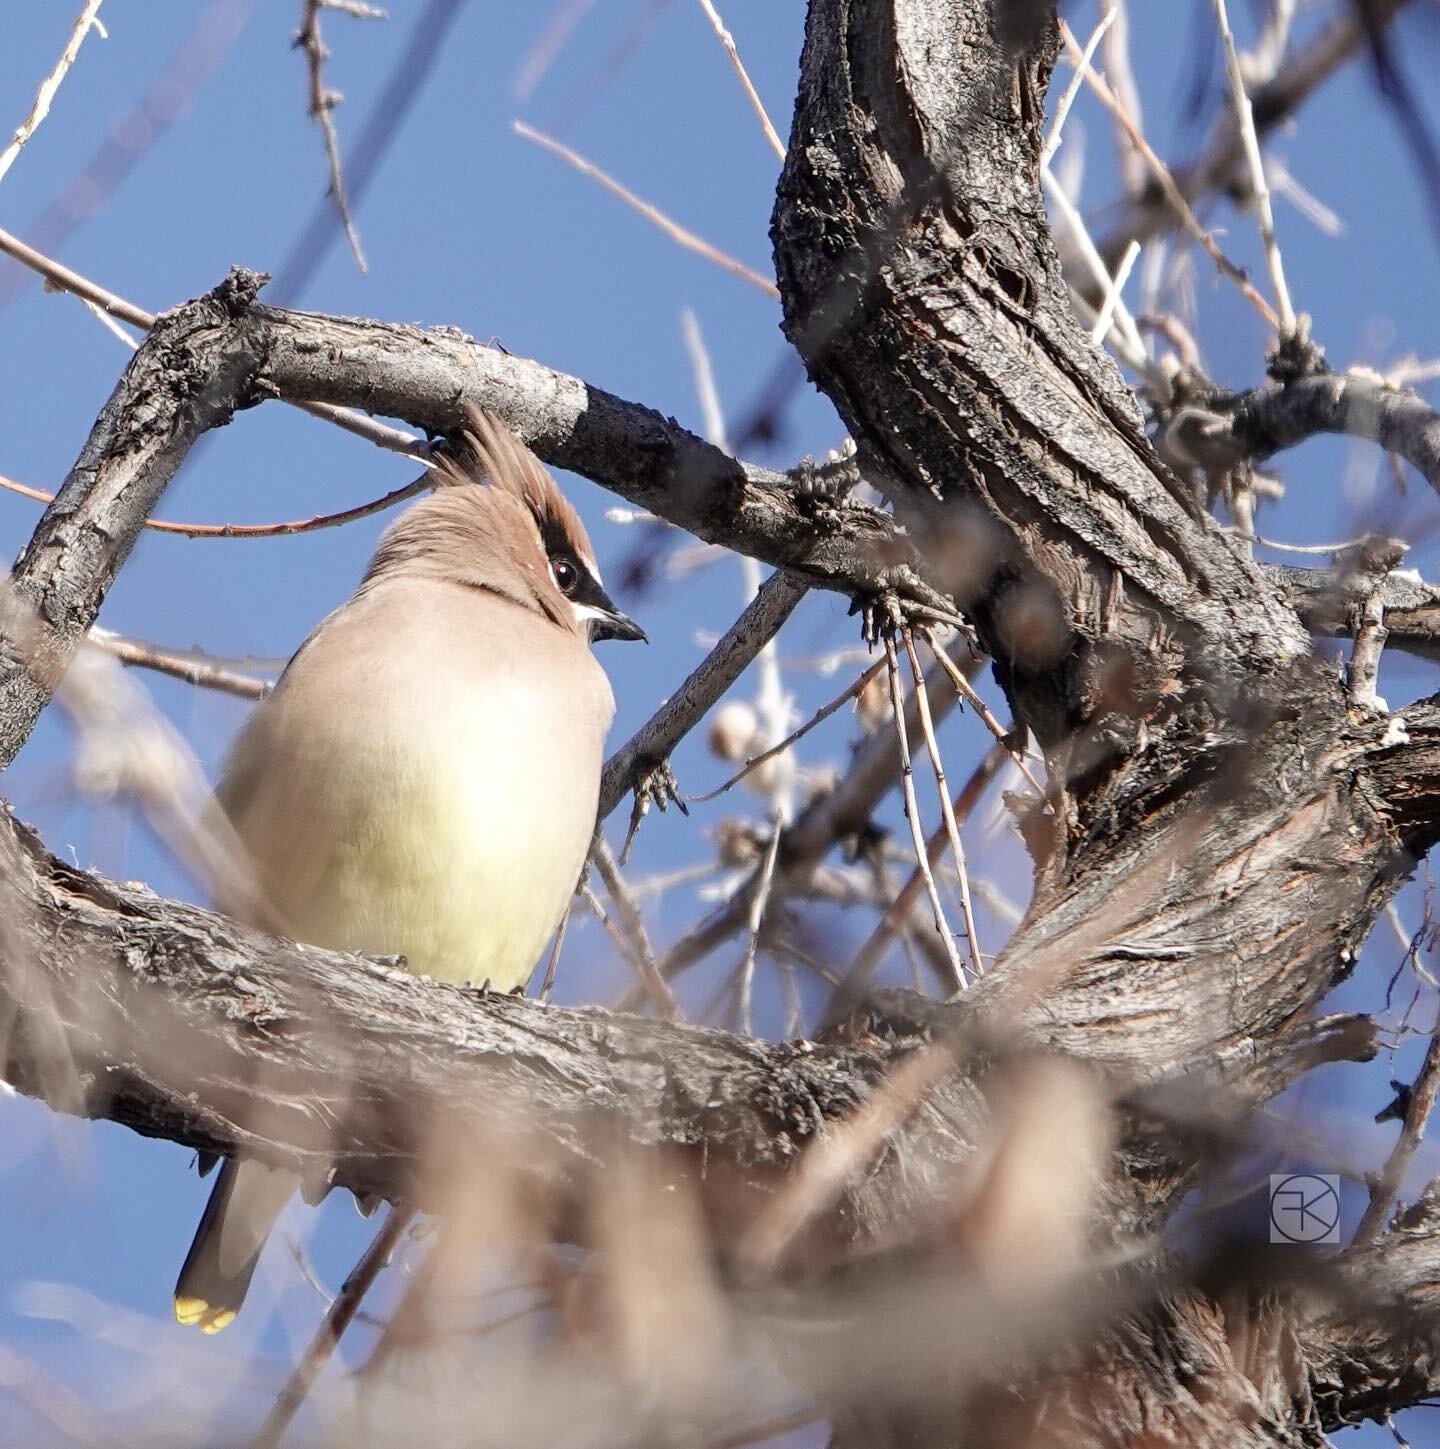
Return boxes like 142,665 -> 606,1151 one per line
708,700 -> 761,762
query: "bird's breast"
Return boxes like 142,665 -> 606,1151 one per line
220,598 -> 611,989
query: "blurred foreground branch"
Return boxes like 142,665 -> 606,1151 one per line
0,800 -> 1438,1441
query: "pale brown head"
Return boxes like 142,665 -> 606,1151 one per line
362,406 -> 645,644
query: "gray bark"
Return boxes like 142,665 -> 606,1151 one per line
2,1 -> 1440,1445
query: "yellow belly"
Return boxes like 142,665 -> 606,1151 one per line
222,678 -> 603,987
241,724 -> 596,987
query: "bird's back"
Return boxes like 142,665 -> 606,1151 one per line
216,574 -> 613,988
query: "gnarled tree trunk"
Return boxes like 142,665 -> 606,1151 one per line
2,2 -> 1439,1445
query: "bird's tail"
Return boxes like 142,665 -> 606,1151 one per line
174,1158 -> 299,1333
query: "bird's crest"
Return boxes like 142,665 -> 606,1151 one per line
431,405 -> 600,578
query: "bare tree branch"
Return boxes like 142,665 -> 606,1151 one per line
5,1 -> 1440,1442
1090,0 -> 1415,272
0,270 -> 268,770
599,570 -> 806,822
1228,369 -> 1440,492
1273,561 -> 1440,662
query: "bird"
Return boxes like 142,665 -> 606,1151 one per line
173,406 -> 644,1333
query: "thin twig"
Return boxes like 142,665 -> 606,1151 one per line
743,550 -> 796,818
251,1204 -> 416,1448
613,641 -> 975,1012
1042,163 -> 1148,367
0,225 -> 151,327
682,308 -> 796,822
1354,1023 -> 1440,1243
1248,0 -> 1299,85
882,632 -> 964,988
1066,281 -> 1157,381
920,631 -> 1046,797
546,0 -> 676,131
79,296 -> 140,349
1090,238 -> 1141,347
1092,0 -> 1406,268
296,0 -> 371,273
0,0 -> 255,320
1210,0 -> 1295,334
737,818 -> 783,1036
272,0 -> 461,301
689,657 -> 886,805
1041,7 -> 1114,166
354,1219 -> 534,1383
587,843 -> 679,1017
971,874 -> 1024,929
539,897 -> 570,1003
512,0 -> 597,101
1100,0 -> 1148,201
834,739 -> 1008,1011
89,628 -> 270,700
624,860 -> 722,902
777,951 -> 804,1039
1266,155 -> 1343,238
683,307 -> 730,450
0,0 -> 107,191
902,629 -> 977,986
513,120 -> 780,298
600,570 -> 807,823
1348,577 -> 1389,711
694,0 -> 786,162
0,469 -> 427,539
1228,529 -> 1384,556
1058,20 -> 1281,330
283,1236 -> 386,1329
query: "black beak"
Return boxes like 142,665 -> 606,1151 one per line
591,606 -> 648,644
573,569 -> 647,643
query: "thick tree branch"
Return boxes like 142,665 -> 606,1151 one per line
0,805 -> 877,1210
764,2 -> 1440,1439
1296,1187 -> 1440,1428
1227,369 -> 1440,492
0,796 -> 1415,1442
0,275 -> 928,776
0,270 -> 266,769
0,803 -> 1017,1271
247,304 -> 926,599
763,0 -> 1440,1091
1272,560 -> 1440,662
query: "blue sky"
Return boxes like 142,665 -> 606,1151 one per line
2,1 -> 1439,1442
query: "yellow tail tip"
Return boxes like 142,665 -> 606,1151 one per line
174,1296 -> 237,1334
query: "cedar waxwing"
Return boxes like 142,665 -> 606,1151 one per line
173,407 -> 644,1333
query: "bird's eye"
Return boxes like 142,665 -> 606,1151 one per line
550,555 -> 579,595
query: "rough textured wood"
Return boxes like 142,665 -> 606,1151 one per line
766,0 -> 1432,1084
763,1 -> 1440,1442
0,270 -> 266,769
248,304 -> 929,601
1230,370 -> 1440,493
1,0 -> 1439,1443
1274,562 -> 1440,663
0,806 -> 875,1204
